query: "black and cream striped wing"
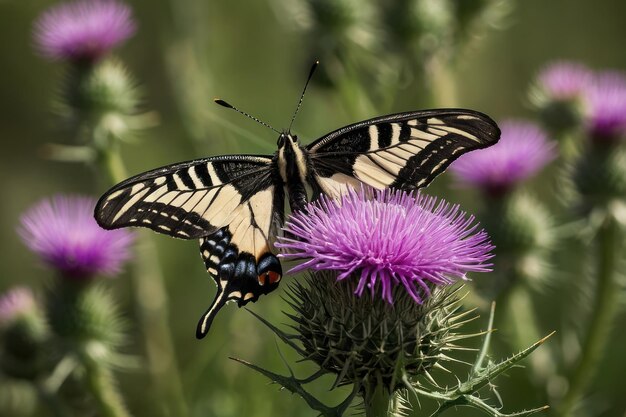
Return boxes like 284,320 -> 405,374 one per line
95,155 -> 277,241
306,109 -> 500,196
95,155 -> 285,338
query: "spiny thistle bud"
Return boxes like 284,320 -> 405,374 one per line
63,59 -> 140,125
380,0 -> 453,52
304,0 -> 360,35
569,144 -> 626,220
530,61 -> 591,135
288,272 -> 469,391
482,193 -> 554,290
46,282 -> 126,354
0,287 -> 48,380
279,0 -> 374,87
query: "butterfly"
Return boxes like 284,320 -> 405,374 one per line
95,63 -> 500,339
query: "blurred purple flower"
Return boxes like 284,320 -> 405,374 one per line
583,71 -> 626,140
33,0 -> 136,62
537,61 -> 592,100
18,196 -> 134,280
451,120 -> 557,196
0,287 -> 36,325
277,188 -> 493,304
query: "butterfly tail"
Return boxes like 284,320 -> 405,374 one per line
196,288 -> 229,339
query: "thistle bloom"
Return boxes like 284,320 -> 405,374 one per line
33,0 -> 136,62
537,61 -> 592,101
582,71 -> 626,140
450,120 -> 557,195
18,196 -> 134,280
0,287 -> 36,326
277,188 -> 493,303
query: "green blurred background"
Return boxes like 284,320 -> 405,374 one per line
1,0 -> 626,416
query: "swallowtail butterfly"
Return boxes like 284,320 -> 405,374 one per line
95,63 -> 500,338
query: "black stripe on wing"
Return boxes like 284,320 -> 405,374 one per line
307,109 -> 500,193
95,155 -> 276,239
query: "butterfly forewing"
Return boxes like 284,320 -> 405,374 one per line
96,155 -> 275,239
307,109 -> 500,196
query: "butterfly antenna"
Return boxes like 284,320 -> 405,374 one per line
288,60 -> 319,133
214,99 -> 281,134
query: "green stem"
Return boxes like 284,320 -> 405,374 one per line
558,219 -> 620,416
81,353 -> 131,417
36,382 -> 71,417
364,383 -> 392,417
426,52 -> 458,107
97,145 -> 189,417
100,145 -> 128,184
501,285 -> 554,384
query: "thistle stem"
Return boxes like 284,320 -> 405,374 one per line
100,145 -> 128,186
97,144 -> 189,417
558,218 -> 620,416
81,352 -> 131,417
426,52 -> 458,107
36,382 -> 71,417
364,383 -> 392,417
501,284 -> 553,384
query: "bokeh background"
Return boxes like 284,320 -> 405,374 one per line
1,0 -> 626,416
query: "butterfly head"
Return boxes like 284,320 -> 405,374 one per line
277,132 -> 299,148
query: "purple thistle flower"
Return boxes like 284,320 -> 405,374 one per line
18,195 -> 134,280
582,71 -> 626,141
277,188 -> 493,304
33,0 -> 136,62
450,120 -> 557,196
0,287 -> 36,326
537,61 -> 592,101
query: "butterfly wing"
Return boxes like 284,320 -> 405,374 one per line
306,109 -> 500,196
95,155 -> 284,338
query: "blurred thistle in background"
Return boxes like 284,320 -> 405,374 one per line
450,121 -> 557,290
33,0 -> 136,63
18,195 -> 134,280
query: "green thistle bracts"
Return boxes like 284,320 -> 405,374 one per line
483,193 -> 553,289
235,272 -> 550,417
46,281 -> 126,352
572,144 -> 626,217
64,59 -> 139,119
290,272 -> 463,391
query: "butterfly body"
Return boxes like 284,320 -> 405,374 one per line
95,108 -> 500,338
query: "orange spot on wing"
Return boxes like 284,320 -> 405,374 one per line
258,270 -> 281,285
268,271 -> 281,284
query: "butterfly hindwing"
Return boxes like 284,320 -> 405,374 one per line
197,228 -> 282,338
306,109 -> 500,196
